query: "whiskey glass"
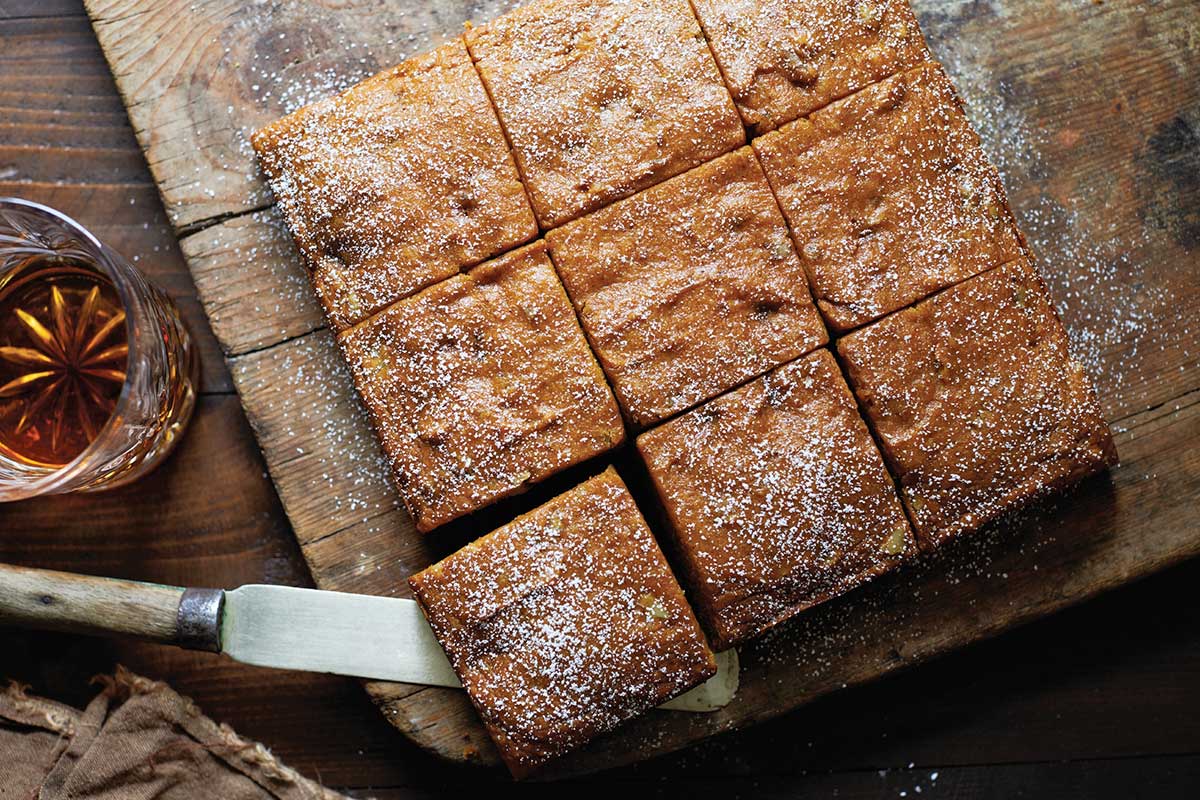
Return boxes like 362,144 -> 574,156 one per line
0,198 -> 198,501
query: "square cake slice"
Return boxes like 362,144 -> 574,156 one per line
338,241 -> 625,532
251,39 -> 537,329
547,147 -> 827,427
638,349 -> 916,650
754,62 -> 1024,333
689,0 -> 930,133
838,258 -> 1118,549
465,0 -> 745,229
410,467 -> 717,778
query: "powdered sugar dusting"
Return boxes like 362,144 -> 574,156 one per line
838,259 -> 1117,546
691,0 -> 929,132
465,0 -> 745,227
233,331 -> 397,520
922,11 -> 1193,417
219,0 -> 1192,771
546,147 -> 826,426
337,245 -> 624,531
755,63 -> 1023,332
410,468 -> 714,774
639,349 -> 914,648
251,39 -> 536,329
184,208 -> 323,352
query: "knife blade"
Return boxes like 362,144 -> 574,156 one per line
221,584 -> 460,686
221,584 -> 737,712
0,565 -> 738,712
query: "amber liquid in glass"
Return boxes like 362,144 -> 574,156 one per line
0,256 -> 127,468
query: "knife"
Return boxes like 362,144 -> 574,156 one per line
0,563 -> 737,712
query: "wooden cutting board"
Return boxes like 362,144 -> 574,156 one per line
80,0 -> 1200,777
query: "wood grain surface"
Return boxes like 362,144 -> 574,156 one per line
76,0 -> 1200,774
1,0 -> 1197,790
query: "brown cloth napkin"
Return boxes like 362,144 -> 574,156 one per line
0,668 -> 351,800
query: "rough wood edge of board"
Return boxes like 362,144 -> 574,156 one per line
391,393 -> 1200,776
78,0 -> 1200,777
225,358 -> 1200,775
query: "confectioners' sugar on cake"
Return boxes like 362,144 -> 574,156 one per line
689,0 -> 930,133
465,0 -> 745,228
251,39 -> 537,329
338,241 -> 624,532
638,349 -> 915,648
838,258 -> 1118,549
754,62 -> 1025,333
246,0 -> 1125,765
410,468 -> 716,777
547,147 -> 828,427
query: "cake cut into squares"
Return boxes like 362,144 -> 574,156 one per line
252,39 -> 537,329
547,147 -> 827,427
838,258 -> 1118,549
637,349 -> 916,650
754,62 -> 1024,333
338,241 -> 624,532
409,467 -> 717,778
689,0 -> 931,133
465,0 -> 745,229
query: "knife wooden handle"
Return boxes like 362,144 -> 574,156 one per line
0,563 -> 224,651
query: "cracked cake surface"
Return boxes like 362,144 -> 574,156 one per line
251,39 -> 536,329
638,349 -> 915,649
465,0 -> 745,228
547,146 -> 827,427
838,258 -> 1117,548
410,467 -> 716,777
338,241 -> 624,532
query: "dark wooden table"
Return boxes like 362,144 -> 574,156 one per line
2,3 -> 1199,797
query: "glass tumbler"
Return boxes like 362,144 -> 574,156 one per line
0,198 -> 198,501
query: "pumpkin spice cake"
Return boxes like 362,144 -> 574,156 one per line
246,0 -> 1123,771
838,258 -> 1118,549
689,0 -> 931,133
464,0 -> 745,229
638,349 -> 916,650
754,62 -> 1025,333
546,146 -> 828,427
337,241 -> 624,532
409,467 -> 717,778
251,39 -> 537,330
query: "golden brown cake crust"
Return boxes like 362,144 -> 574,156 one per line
638,349 -> 915,650
838,258 -> 1118,549
547,147 -> 828,427
409,468 -> 716,778
337,241 -> 624,532
465,0 -> 745,229
251,39 -> 537,330
689,0 -> 931,133
754,63 -> 1025,333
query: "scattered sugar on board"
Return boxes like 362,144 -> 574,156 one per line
194,209 -> 319,342
189,0 -> 1198,766
743,480 -> 1092,690
926,24 -> 1195,418
235,329 -> 399,526
175,3 -> 524,221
